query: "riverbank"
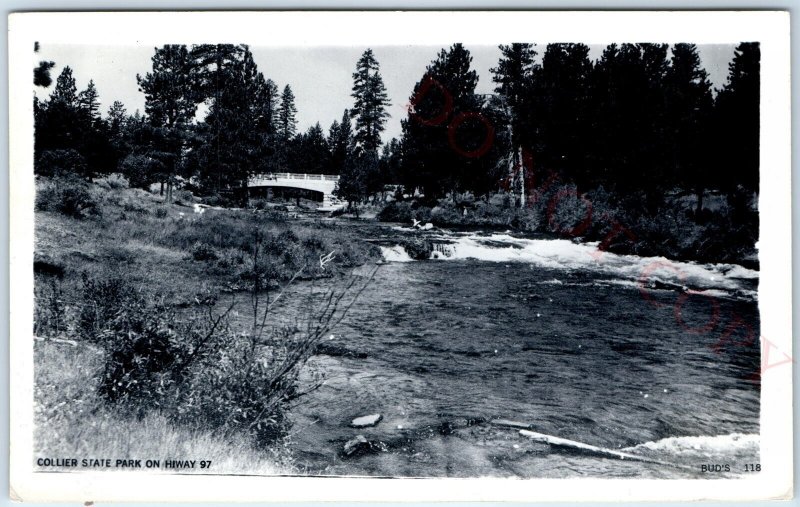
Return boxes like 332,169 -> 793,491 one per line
33,176 -> 760,478
376,187 -> 759,268
33,175 -> 383,472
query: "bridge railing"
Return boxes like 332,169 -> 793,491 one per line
254,172 -> 339,182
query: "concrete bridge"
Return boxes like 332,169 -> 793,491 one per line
249,172 -> 341,207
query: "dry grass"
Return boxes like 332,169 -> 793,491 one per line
34,338 -> 288,475
32,177 -> 382,474
35,177 -> 380,302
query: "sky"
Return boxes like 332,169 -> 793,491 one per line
34,43 -> 736,143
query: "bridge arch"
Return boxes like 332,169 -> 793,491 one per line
248,172 -> 341,207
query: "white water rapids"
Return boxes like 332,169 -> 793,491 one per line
380,232 -> 758,300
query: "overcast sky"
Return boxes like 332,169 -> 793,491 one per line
34,43 -> 736,142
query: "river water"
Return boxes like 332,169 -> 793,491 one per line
282,226 -> 760,478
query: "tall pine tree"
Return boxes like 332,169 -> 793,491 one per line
665,43 -> 714,214
491,43 -> 538,204
137,44 -> 197,198
399,44 -> 486,200
536,43 -> 593,188
350,49 -> 391,155
277,84 -> 298,140
714,42 -> 760,195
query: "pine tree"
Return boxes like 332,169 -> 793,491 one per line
51,66 -> 78,106
714,42 -> 760,195
665,43 -> 714,214
254,77 -> 279,136
399,44 -> 486,200
106,101 -> 128,133
35,66 -> 94,177
33,42 -> 55,88
78,79 -> 101,121
200,45 -> 266,195
329,109 -> 353,174
137,45 -> 197,198
138,45 -> 196,130
278,84 -> 298,140
350,49 -> 391,155
537,43 -> 593,187
296,122 -> 331,175
590,43 -> 671,206
491,43 -> 538,202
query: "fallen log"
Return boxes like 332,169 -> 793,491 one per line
490,419 -> 688,469
518,429 -> 677,466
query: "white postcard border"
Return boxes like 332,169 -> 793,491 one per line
8,10 -> 792,502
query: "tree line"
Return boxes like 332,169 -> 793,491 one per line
33,44 -> 390,205
34,41 -> 759,214
393,42 -> 759,215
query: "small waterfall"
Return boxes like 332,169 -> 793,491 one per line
379,245 -> 413,262
431,242 -> 454,259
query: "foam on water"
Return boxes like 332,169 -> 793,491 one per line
379,245 -> 414,263
429,233 -> 758,297
624,433 -> 759,457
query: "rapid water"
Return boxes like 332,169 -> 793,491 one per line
287,228 -> 760,478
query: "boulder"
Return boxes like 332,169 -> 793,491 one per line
400,238 -> 432,260
343,435 -> 369,456
342,435 -> 389,458
350,413 -> 383,428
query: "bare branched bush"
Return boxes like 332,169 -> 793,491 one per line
92,234 -> 377,449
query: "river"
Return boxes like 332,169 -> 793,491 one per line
279,224 -> 761,478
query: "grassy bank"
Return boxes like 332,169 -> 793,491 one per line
33,175 -> 382,472
34,339 -> 288,474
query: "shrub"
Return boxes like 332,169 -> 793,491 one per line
277,229 -> 299,245
377,201 -> 413,223
35,149 -> 87,177
77,275 -> 138,342
175,189 -> 194,206
36,176 -> 99,219
191,242 -> 219,261
123,200 -> 150,215
215,248 -> 246,269
121,154 -> 163,189
203,194 -> 237,208
543,184 -> 593,238
97,302 -> 180,407
96,173 -> 130,190
95,268 -> 374,447
430,202 -> 463,225
249,198 -> 269,211
155,207 -> 168,218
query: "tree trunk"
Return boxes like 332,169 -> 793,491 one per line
695,187 -> 704,215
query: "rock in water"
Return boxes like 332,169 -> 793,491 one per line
342,435 -> 389,457
343,435 -> 369,456
350,413 -> 383,428
400,238 -> 432,260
